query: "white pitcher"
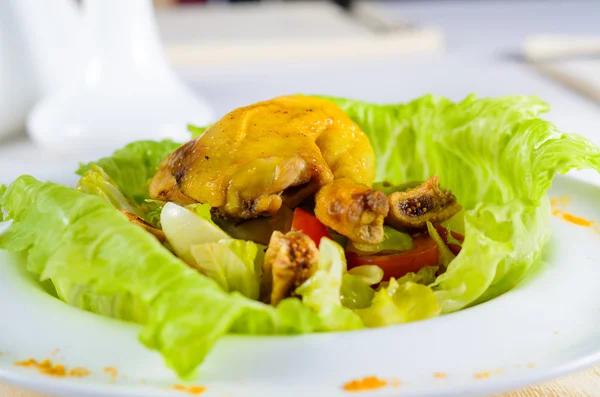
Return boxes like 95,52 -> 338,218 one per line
0,0 -> 212,150
0,0 -> 79,138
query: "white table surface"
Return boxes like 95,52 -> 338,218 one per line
1,0 -> 600,184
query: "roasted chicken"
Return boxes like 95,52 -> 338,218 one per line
386,176 -> 461,229
150,95 -> 387,244
261,231 -> 319,305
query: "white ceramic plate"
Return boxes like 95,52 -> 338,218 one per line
1,174 -> 599,397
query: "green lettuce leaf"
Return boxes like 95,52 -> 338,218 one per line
0,184 -> 6,222
143,199 -> 166,227
76,140 -> 180,205
341,266 -> 383,309
53,280 -> 149,324
0,176 -> 321,377
426,221 -> 455,267
347,226 -> 414,255
296,238 -> 364,331
76,165 -> 144,217
326,94 -> 600,312
273,298 -> 324,333
355,278 -> 441,327
395,265 -> 439,286
347,265 -> 384,285
77,164 -> 167,227
190,239 -> 262,300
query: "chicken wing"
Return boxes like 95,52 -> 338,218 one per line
315,178 -> 389,244
261,231 -> 319,306
386,176 -> 461,229
150,96 -> 385,241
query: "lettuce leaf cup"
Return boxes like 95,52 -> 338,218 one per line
1,94 -> 599,377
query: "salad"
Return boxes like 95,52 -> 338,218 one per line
1,94 -> 599,378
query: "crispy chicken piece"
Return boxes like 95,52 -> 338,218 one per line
315,178 -> 389,244
261,231 -> 319,306
150,95 -> 386,242
120,209 -> 166,242
386,176 -> 461,229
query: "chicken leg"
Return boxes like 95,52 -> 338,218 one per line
150,95 -> 387,243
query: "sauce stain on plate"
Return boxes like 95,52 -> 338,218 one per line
552,209 -> 595,227
550,195 -> 597,230
14,358 -> 90,378
343,376 -> 390,392
103,366 -> 118,376
172,384 -> 206,395
103,366 -> 118,383
474,371 -> 492,379
550,196 -> 572,208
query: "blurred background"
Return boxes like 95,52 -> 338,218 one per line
1,0 -> 600,184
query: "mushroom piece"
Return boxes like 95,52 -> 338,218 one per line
386,176 -> 461,230
120,209 -> 166,242
261,231 -> 320,306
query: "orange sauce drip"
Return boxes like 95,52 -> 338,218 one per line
474,371 -> 491,379
550,195 -> 596,229
103,366 -> 118,375
343,376 -> 388,392
14,358 -> 89,378
172,384 -> 207,395
551,209 -> 595,227
550,196 -> 572,208
69,367 -> 91,377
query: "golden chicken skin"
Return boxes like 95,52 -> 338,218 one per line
149,95 -> 388,243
